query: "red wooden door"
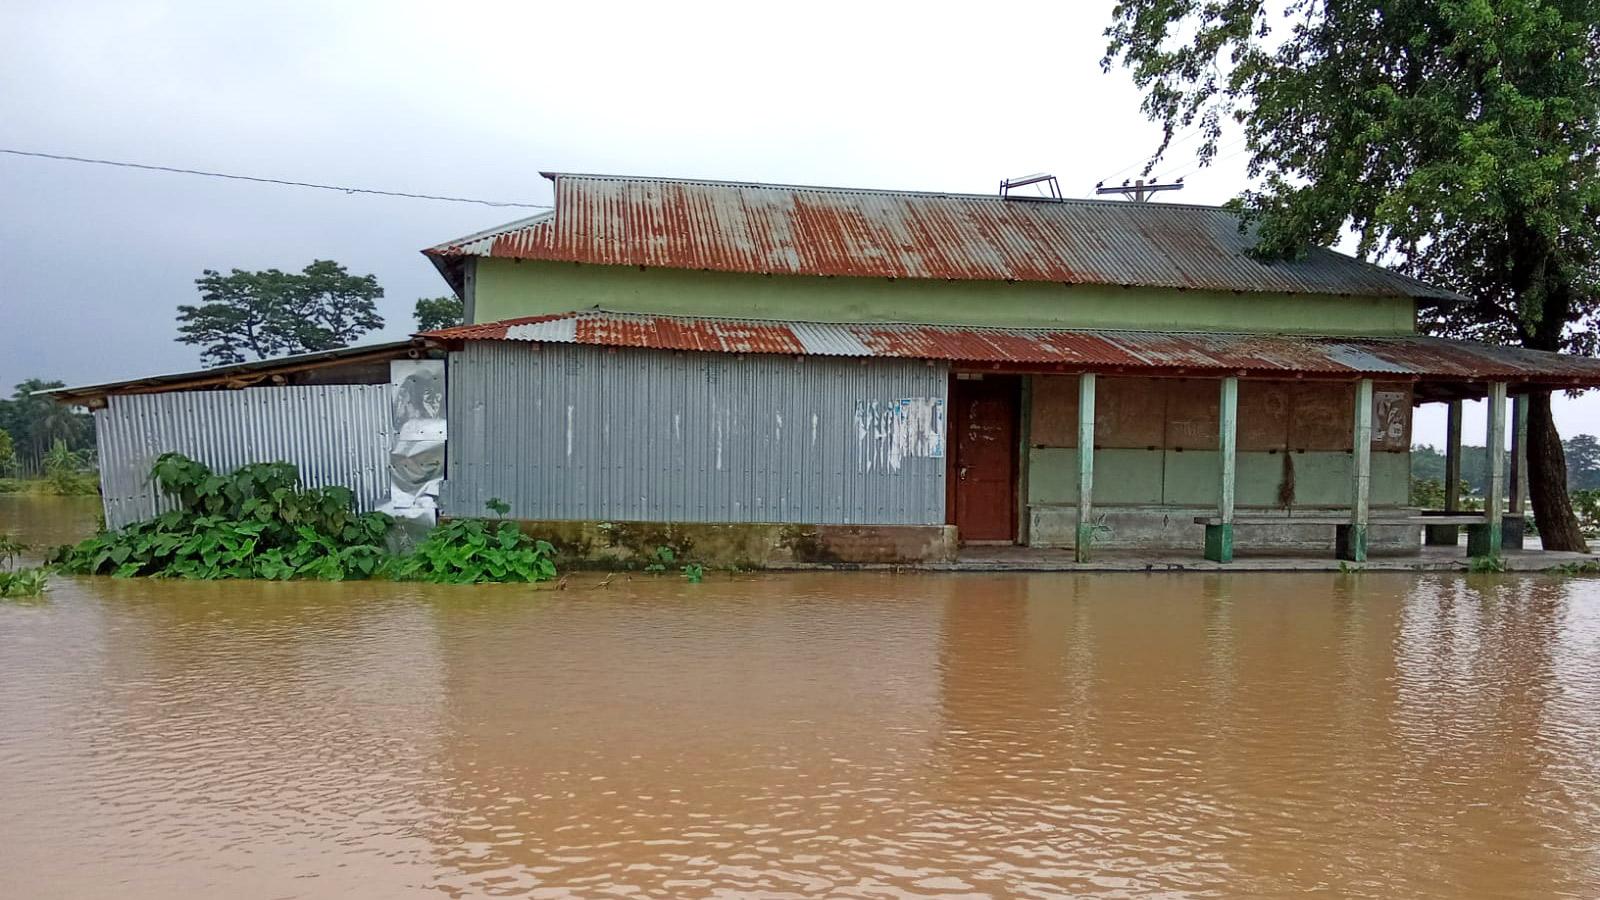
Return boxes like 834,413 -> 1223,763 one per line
949,377 -> 1019,542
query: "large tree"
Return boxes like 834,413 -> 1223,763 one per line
1104,0 -> 1600,549
176,260 -> 384,366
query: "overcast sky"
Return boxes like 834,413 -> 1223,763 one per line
2,0 -> 1593,445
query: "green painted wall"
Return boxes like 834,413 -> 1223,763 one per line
473,258 -> 1418,335
1027,448 -> 1410,509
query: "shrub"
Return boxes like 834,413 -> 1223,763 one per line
0,532 -> 47,598
0,567 -> 48,598
58,458 -> 560,585
385,502 -> 556,584
61,454 -> 394,581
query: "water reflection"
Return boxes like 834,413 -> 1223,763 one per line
1,500 -> 1598,897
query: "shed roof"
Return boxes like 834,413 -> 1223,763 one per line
422,310 -> 1600,392
425,173 -> 1461,302
43,341 -> 426,404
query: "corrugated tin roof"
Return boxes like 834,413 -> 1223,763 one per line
421,310 -> 1600,386
43,341 -> 426,403
424,173 -> 1461,301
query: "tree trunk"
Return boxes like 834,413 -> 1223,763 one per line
1526,390 -> 1588,551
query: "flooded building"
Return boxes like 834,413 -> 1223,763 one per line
417,173 -> 1600,564
55,173 -> 1600,566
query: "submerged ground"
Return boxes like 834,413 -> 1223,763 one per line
3,495 -> 1598,898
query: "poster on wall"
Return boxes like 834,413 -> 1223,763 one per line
384,359 -> 446,536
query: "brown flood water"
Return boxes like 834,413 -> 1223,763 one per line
3,498 -> 1600,898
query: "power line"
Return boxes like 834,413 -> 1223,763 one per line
0,147 -> 554,209
1088,123 -> 1210,194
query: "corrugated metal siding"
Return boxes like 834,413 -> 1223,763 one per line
424,173 -> 1460,301
442,343 -> 947,525
424,310 -> 1600,386
95,385 -> 394,530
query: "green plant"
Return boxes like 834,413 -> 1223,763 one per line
681,563 -> 705,583
0,531 -> 46,598
485,497 -> 511,518
388,517 -> 556,584
61,454 -> 393,581
57,455 -> 562,586
1468,555 -> 1509,574
644,544 -> 675,573
0,566 -> 48,598
0,533 -> 24,569
1550,560 -> 1600,576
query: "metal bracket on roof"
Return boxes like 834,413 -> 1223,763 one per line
999,173 -> 1063,201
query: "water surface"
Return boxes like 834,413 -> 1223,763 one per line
2,499 -> 1598,898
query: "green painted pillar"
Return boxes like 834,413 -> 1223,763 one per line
1206,377 -> 1239,563
1075,373 -> 1097,563
1342,379 -> 1373,562
1476,382 -> 1508,557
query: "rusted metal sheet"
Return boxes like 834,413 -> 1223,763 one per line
422,310 -> 1600,386
424,173 -> 1461,300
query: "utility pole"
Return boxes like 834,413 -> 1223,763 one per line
1095,177 -> 1185,202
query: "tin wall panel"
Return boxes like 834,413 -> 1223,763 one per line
443,343 -> 947,525
94,385 -> 393,530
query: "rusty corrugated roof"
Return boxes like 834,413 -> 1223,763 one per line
419,311 -> 1600,386
424,173 -> 1461,301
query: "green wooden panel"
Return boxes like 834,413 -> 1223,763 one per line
1163,451 -> 1222,506
1029,449 -> 1078,504
1291,451 -> 1354,506
1371,452 -> 1411,506
1096,450 -> 1166,505
1236,452 -> 1291,508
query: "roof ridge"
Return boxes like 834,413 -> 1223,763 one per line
469,308 -> 1447,342
539,170 -> 1236,213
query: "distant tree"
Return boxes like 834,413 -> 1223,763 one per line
1104,0 -> 1600,550
176,260 -> 384,366
1416,435 -> 1600,495
1568,434 -> 1600,491
0,379 -> 93,476
0,428 -> 15,478
413,295 -> 464,332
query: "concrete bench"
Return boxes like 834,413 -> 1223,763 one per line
1193,513 -> 1492,561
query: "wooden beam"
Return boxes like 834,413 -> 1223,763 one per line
1075,373 -> 1096,563
1206,377 -> 1238,563
1341,379 -> 1373,562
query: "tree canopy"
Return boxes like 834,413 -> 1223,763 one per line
1104,0 -> 1600,549
176,260 -> 385,366
413,295 -> 464,333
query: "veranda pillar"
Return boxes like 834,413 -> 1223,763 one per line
1075,373 -> 1096,563
1470,383 -> 1508,557
1205,377 -> 1239,563
1338,379 -> 1374,562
